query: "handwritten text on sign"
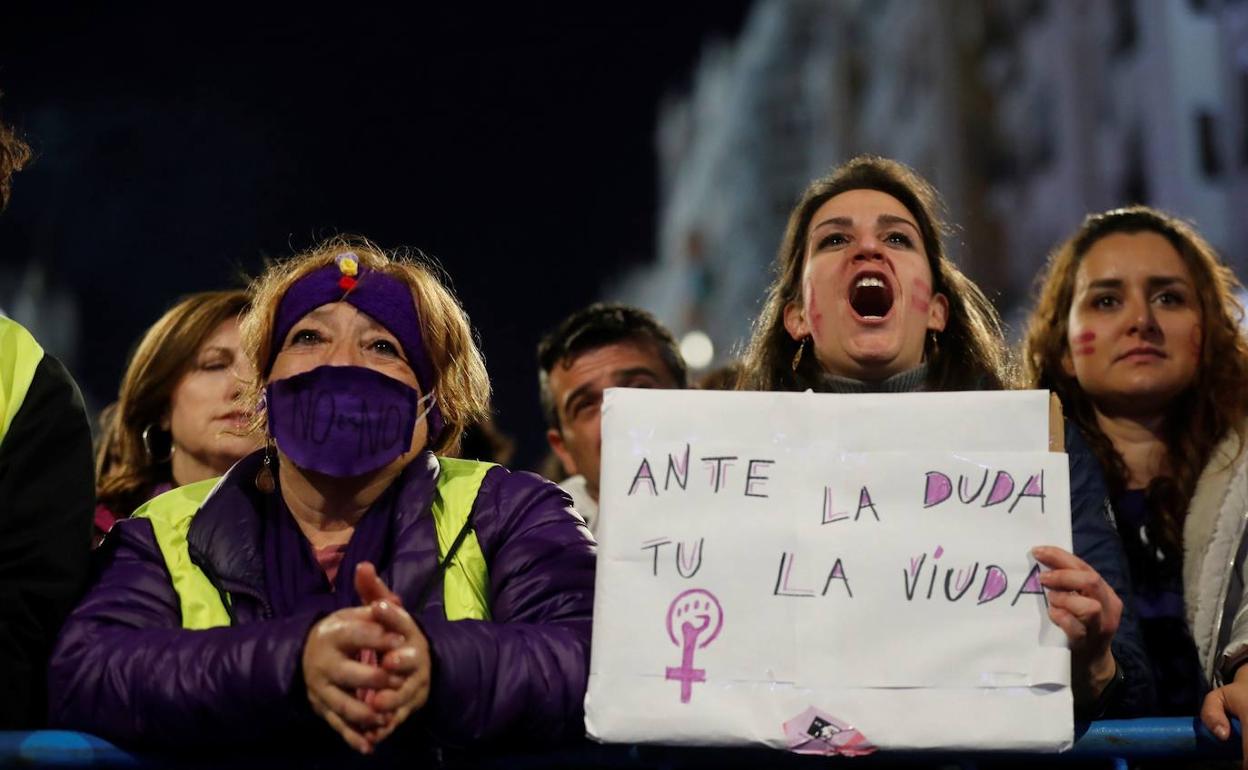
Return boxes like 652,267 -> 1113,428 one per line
627,443 -> 1051,632
586,389 -> 1072,751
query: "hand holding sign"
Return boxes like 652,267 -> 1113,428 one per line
1032,546 -> 1121,706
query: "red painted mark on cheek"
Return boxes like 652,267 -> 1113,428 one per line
1190,325 -> 1203,357
910,278 -> 931,314
807,288 -> 823,329
1072,330 -> 1096,357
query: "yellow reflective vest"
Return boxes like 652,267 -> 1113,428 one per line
0,316 -> 45,446
132,456 -> 495,629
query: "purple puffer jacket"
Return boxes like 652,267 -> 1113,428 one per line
48,451 -> 596,753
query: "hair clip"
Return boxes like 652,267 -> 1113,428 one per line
336,252 -> 359,291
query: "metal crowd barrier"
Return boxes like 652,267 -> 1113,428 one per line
0,719 -> 1241,769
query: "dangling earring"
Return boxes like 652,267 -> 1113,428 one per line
141,424 -> 173,464
255,437 -> 276,494
791,336 -> 810,373
927,330 -> 941,360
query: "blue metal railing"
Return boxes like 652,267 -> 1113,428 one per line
0,719 -> 1240,768
1072,718 -> 1240,759
0,730 -> 139,767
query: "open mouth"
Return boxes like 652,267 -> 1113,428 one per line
848,274 -> 894,319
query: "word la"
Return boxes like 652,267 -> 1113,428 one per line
772,553 -> 853,598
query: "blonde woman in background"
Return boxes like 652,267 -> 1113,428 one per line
94,290 -> 258,543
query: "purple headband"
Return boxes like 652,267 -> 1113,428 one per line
268,253 -> 444,441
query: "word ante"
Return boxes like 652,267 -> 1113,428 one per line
628,444 -> 774,498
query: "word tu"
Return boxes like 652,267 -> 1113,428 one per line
641,537 -> 705,578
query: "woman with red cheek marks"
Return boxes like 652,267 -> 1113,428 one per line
1026,206 -> 1248,739
739,156 -> 1005,394
740,156 -> 1153,721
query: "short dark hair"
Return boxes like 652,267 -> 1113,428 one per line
537,302 -> 688,429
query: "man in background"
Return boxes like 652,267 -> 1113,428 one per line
537,303 -> 687,532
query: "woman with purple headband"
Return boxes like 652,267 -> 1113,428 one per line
48,238 -> 596,758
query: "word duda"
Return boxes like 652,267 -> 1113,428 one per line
628,444 -> 774,498
924,468 -> 1046,514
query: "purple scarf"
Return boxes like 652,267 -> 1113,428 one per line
261,472 -> 397,618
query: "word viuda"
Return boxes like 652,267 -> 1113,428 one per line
771,545 -> 1047,608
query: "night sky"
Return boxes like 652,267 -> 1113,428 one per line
0,2 -> 752,467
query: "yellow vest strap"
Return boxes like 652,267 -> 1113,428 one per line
0,317 -> 45,444
431,457 -> 495,621
133,479 -> 231,630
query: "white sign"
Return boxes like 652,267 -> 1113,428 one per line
585,389 -> 1073,754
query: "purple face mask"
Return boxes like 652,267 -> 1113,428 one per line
266,365 -> 437,478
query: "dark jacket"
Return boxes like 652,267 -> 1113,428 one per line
48,451 -> 596,753
0,348 -> 94,728
1066,420 -> 1157,717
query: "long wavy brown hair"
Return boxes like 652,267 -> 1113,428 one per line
0,94 -> 31,211
239,235 -> 492,457
96,291 -> 252,520
738,155 -> 1009,392
1023,205 -> 1248,557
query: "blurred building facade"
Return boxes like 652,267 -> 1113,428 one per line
982,0 -> 1242,330
619,0 -> 1248,368
615,1 -> 853,364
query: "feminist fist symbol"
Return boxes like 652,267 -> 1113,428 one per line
664,589 -> 724,704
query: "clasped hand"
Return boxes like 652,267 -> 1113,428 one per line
301,561 -> 431,754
